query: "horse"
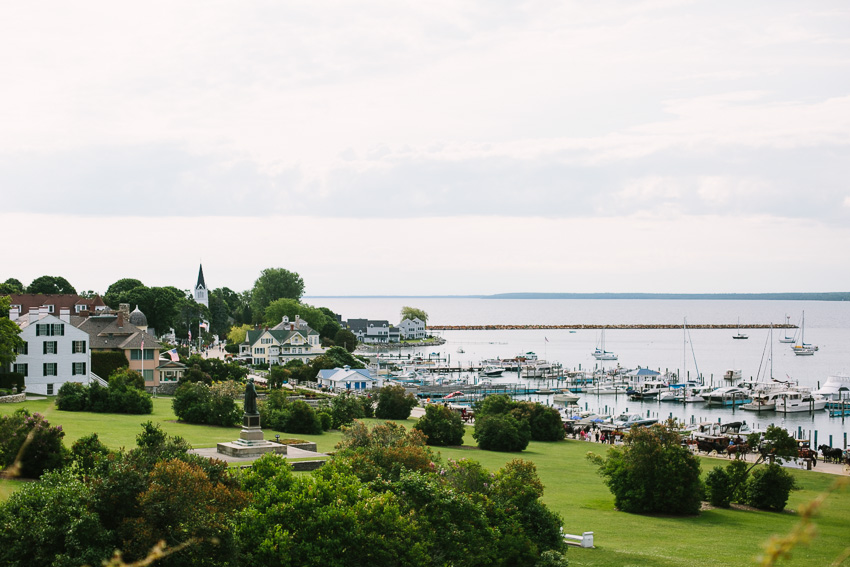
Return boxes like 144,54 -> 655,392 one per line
726,443 -> 748,460
818,444 -> 842,464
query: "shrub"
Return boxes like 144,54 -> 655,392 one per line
374,384 -> 418,420
335,421 -> 435,482
56,381 -> 89,411
70,433 -> 111,476
746,463 -> 797,511
473,413 -> 531,452
512,402 -> 565,442
474,393 -> 517,418
285,400 -> 322,434
173,381 -> 240,426
0,409 -> 68,479
414,403 -> 465,446
705,466 -> 733,508
0,371 -> 25,391
318,410 -> 333,431
592,423 -> 703,515
330,392 -> 368,429
91,350 -> 129,380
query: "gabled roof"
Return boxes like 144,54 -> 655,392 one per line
76,314 -> 162,351
243,327 -> 316,346
316,367 -> 374,382
8,294 -> 106,314
196,264 -> 206,290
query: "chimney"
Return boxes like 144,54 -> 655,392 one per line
59,308 -> 70,323
8,306 -> 19,320
29,308 -> 38,324
117,312 -> 124,327
119,303 -> 130,317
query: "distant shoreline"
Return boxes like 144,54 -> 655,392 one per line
306,292 -> 850,301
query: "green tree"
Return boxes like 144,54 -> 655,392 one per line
413,403 -> 466,446
0,409 -> 68,479
91,350 -> 129,381
400,306 -> 428,325
746,463 -> 797,512
0,296 -> 24,367
755,425 -> 800,464
374,384 -> 418,420
335,420 -> 435,482
0,278 -> 24,295
474,393 -> 517,418
227,323 -> 253,347
334,328 -> 358,352
103,278 -> 144,308
473,413 -> 531,452
591,423 -> 703,515
0,469 -> 114,567
511,402 -> 565,441
250,267 -> 305,322
329,392 -> 368,428
26,275 -> 76,295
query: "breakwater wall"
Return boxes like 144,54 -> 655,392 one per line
428,324 -> 795,330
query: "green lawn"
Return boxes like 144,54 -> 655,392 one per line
2,398 -> 849,567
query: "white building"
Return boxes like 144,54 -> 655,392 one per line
398,317 -> 426,340
10,306 -> 92,396
194,264 -> 209,308
240,316 -> 326,365
316,366 -> 382,392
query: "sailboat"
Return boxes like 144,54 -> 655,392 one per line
732,317 -> 748,339
778,314 -> 796,344
591,328 -> 617,360
791,311 -> 817,356
741,324 -> 785,412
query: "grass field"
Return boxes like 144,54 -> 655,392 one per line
2,398 -> 848,567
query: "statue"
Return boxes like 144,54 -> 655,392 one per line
244,377 -> 258,415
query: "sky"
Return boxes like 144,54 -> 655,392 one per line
3,1 -> 850,296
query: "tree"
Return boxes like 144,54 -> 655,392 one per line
334,328 -> 358,352
400,306 -> 428,325
26,275 -> 76,295
250,267 -> 305,322
227,323 -> 253,347
746,463 -> 797,512
91,350 -> 129,381
329,392 -> 369,429
0,409 -> 68,479
0,296 -> 24,367
413,403 -> 465,446
103,278 -> 144,308
754,425 -> 799,464
473,413 -> 531,452
511,402 -> 565,441
335,421 -> 435,482
374,384 -> 418,420
591,423 -> 703,515
0,278 -> 24,295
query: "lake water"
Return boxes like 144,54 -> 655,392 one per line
309,297 -> 850,446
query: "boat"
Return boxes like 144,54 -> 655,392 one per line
456,347 -> 465,353
778,314 -> 796,343
722,369 -> 742,382
592,328 -> 618,360
814,373 -> 850,406
585,381 -> 630,395
740,391 -> 784,412
741,325 -> 786,412
775,390 -> 827,413
627,380 -> 669,400
733,318 -> 748,339
703,386 -> 752,407
607,412 -> 658,429
480,365 -> 505,377
791,311 -> 817,356
553,391 -> 581,405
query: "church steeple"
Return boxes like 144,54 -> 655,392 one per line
194,264 -> 209,307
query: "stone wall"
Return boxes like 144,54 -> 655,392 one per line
148,382 -> 181,396
0,393 -> 26,404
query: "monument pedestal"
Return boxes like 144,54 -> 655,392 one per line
217,413 -> 287,458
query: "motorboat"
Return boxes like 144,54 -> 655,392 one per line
609,412 -> 657,429
585,381 -> 630,395
553,391 -> 581,405
703,386 -> 752,407
814,373 -> 850,405
740,391 -> 785,412
480,365 -> 505,377
722,369 -> 743,382
627,380 -> 669,400
774,390 -> 827,413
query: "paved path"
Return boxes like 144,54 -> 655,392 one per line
191,444 -> 328,464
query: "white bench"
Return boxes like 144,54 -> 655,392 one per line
561,529 -> 594,548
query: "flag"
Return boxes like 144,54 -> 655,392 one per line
200,320 -> 209,331
545,337 -> 549,343
168,348 -> 179,362
140,338 -> 145,351
188,330 -> 192,340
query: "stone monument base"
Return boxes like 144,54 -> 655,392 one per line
217,414 -> 286,458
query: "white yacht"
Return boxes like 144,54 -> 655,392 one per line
814,373 -> 850,403
703,386 -> 752,407
775,390 -> 827,413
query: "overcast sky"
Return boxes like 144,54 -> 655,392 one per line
3,1 -> 849,296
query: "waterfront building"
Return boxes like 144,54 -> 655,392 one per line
316,365 -> 381,392
346,318 -> 399,344
398,317 -> 426,340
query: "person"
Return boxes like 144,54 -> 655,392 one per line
244,377 -> 258,415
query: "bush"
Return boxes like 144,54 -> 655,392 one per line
173,381 -> 241,426
746,463 -> 797,511
512,402 -> 565,442
0,371 -> 25,391
374,384 -> 418,420
473,413 -> 531,452
91,350 -> 129,380
0,409 -> 68,479
474,393 -> 517,418
330,392 -> 368,429
70,433 -> 111,476
414,404 -> 465,446
318,410 -> 333,431
705,466 -> 733,508
56,381 -> 89,411
335,421 -> 435,482
592,423 -> 703,515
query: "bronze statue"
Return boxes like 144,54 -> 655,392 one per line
244,377 -> 258,415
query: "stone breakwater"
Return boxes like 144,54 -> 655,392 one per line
427,324 -> 795,330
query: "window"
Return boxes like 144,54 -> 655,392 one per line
47,384 -> 54,395
43,341 -> 58,354
261,338 -> 273,344
72,340 -> 86,354
52,323 -> 64,336
72,362 -> 86,375
14,342 -> 27,355
35,324 -> 64,336
142,369 -> 153,381
13,363 -> 27,376
254,347 -> 265,354
43,363 -> 58,376
46,304 -> 54,313
130,349 -> 155,360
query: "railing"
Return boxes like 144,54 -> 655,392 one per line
89,372 -> 108,387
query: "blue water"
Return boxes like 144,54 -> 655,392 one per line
310,297 -> 850,446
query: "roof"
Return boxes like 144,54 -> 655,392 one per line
7,294 -> 107,315
316,367 -> 374,383
243,328 -> 316,345
196,264 -> 206,290
627,368 -> 662,377
76,314 -> 162,351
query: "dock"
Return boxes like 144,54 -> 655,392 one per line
427,324 -> 795,330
